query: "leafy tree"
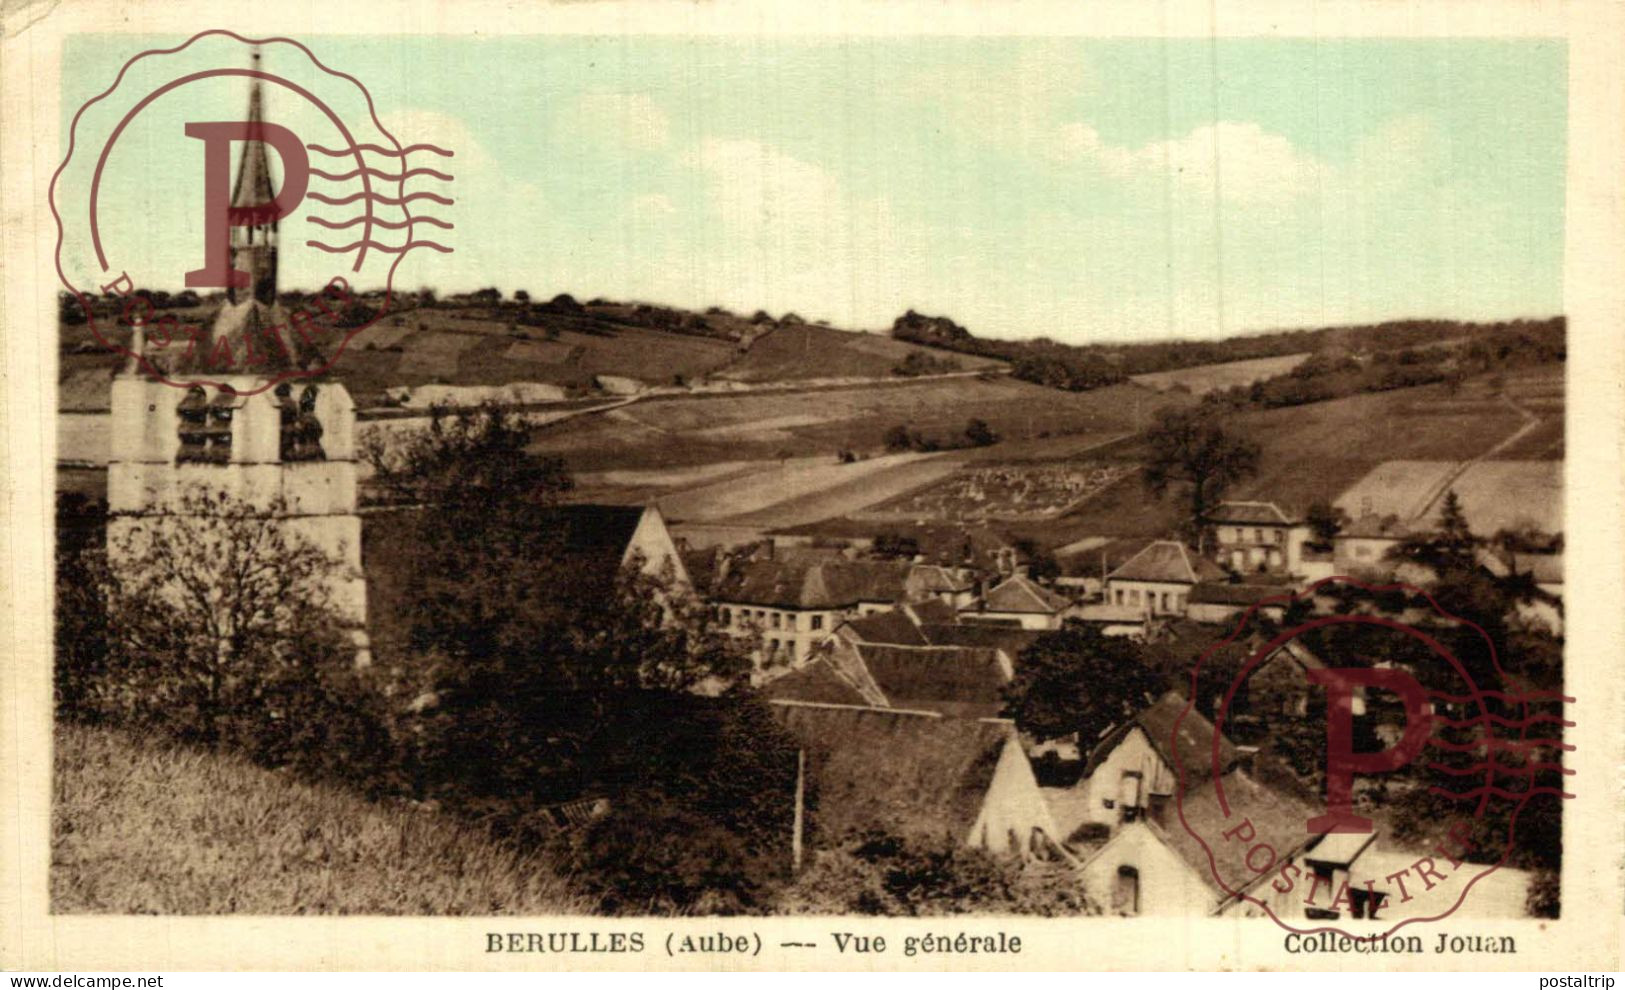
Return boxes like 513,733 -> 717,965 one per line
882,424 -> 913,452
1142,407 -> 1261,546
964,417 -> 998,447
98,487 -> 359,753
1001,624 -> 1161,744
513,289 -> 530,304
1306,500 -> 1345,547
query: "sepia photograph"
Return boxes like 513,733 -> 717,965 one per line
5,0 -> 1621,977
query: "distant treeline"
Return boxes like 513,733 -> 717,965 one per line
1199,317 -> 1565,411
889,309 -> 1566,395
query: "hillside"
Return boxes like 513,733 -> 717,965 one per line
58,293 -> 1004,411
772,362 -> 1564,548
53,722 -> 587,914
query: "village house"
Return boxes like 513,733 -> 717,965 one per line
959,573 -> 1073,630
1207,500 -> 1311,576
771,635 -> 1013,719
1184,581 -> 1293,626
1078,767 -> 1321,917
1105,541 -> 1227,617
769,700 -> 1062,858
1332,512 -> 1412,577
710,550 -> 969,669
537,503 -> 693,589
1058,692 -> 1239,836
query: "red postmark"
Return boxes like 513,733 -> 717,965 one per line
51,29 -> 454,394
1172,576 -> 1571,937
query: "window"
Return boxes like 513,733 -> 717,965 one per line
771,612 -> 781,629
280,385 -> 326,462
720,607 -> 731,625
1129,589 -> 1141,605
1118,771 -> 1144,822
1254,528 -> 1264,543
786,640 -> 797,661
786,614 -> 797,631
176,387 -> 210,463
811,614 -> 824,631
1274,529 -> 1284,544
1113,866 -> 1140,916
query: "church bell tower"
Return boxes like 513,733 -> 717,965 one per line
107,50 -> 371,664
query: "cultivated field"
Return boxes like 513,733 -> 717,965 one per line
782,362 -> 1567,547
1338,460 -> 1563,535
52,723 -> 586,915
718,323 -> 1005,382
865,463 -> 1138,522
542,377 -> 1180,475
1130,352 -> 1312,395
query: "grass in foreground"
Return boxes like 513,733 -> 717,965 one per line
52,722 -> 589,915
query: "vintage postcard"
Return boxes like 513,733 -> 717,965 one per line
2,0 -> 1622,975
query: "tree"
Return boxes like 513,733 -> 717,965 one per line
872,533 -> 921,559
1001,624 -> 1162,744
1142,407 -> 1260,547
882,424 -> 913,452
99,488 -> 357,753
513,289 -> 530,304
1306,500 -> 1344,547
964,418 -> 998,448
1389,488 -> 1477,577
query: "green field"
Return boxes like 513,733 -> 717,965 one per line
53,722 -> 586,915
719,323 -> 1005,382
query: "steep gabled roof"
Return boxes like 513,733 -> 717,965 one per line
1209,500 -> 1296,526
769,701 -> 1015,844
842,609 -> 930,646
981,574 -> 1070,614
1084,691 -> 1238,781
1150,769 -> 1323,903
901,597 -> 959,626
920,623 -> 1046,659
715,558 -> 913,610
762,657 -> 875,707
1108,540 -> 1225,585
854,643 -> 1011,718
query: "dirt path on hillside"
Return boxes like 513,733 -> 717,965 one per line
1408,393 -> 1546,521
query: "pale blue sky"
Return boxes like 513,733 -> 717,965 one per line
62,35 -> 1565,343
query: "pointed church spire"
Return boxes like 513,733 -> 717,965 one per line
227,47 -> 278,306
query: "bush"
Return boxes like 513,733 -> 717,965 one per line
782,831 -> 1091,916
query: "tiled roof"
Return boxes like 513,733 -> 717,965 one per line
854,643 -> 1011,719
762,657 -> 875,707
842,610 -> 930,647
1084,691 -> 1238,781
714,558 -> 913,609
1188,582 -> 1292,606
1151,769 -> 1323,901
1208,500 -> 1295,526
1108,541 -> 1226,585
902,598 -> 959,626
769,701 -> 1016,844
981,574 -> 1070,614
920,623 -> 1046,659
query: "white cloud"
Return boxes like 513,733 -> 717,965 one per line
1053,120 -> 1324,206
